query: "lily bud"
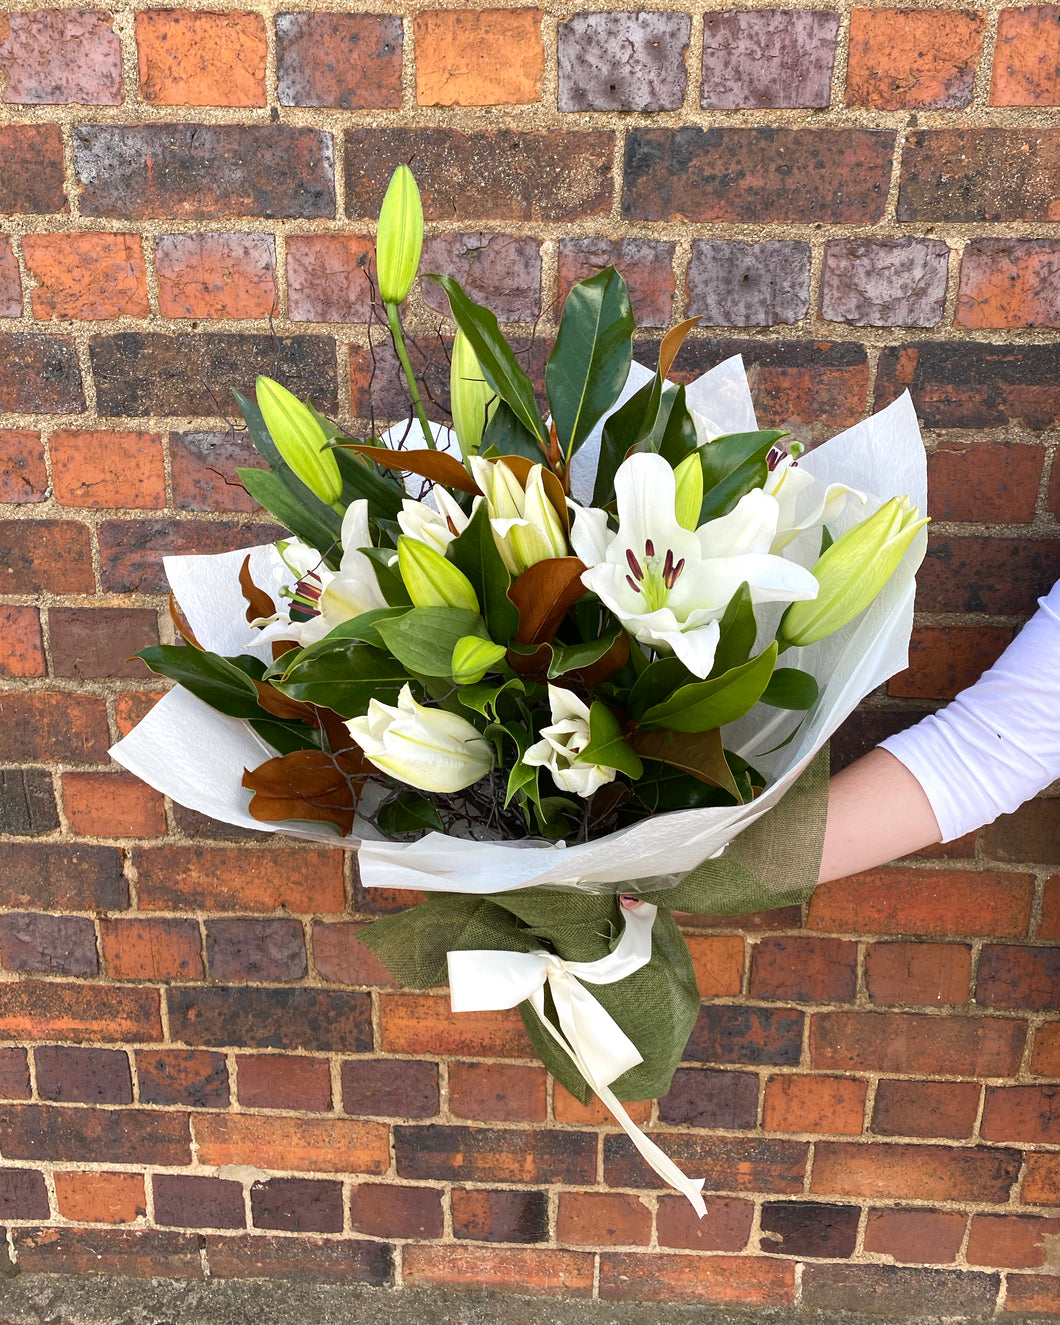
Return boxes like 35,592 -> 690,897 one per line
673,453 -> 703,531
468,457 -> 569,576
451,635 -> 507,685
256,376 -> 342,505
450,329 -> 496,458
779,496 -> 928,648
397,536 -> 480,612
346,684 -> 491,793
376,165 -> 423,305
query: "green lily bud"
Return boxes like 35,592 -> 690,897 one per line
376,165 -> 423,305
779,496 -> 928,648
398,536 -> 480,612
451,635 -> 507,685
449,329 -> 496,458
673,452 -> 704,531
255,375 -> 342,506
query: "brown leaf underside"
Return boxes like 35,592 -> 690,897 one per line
631,725 -> 743,802
242,747 -> 371,835
340,443 -> 480,495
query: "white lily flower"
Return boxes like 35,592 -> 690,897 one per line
396,489 -> 470,554
574,452 -> 819,679
522,685 -> 617,799
469,457 -> 568,576
764,452 -> 867,552
346,684 -> 491,793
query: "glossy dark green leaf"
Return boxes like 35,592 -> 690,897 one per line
711,582 -> 756,677
275,641 -> 408,717
547,632 -> 622,680
375,606 -> 484,677
481,400 -> 549,464
578,701 -> 643,779
626,655 -> 693,720
378,792 -> 444,836
760,667 -> 819,711
331,446 -> 404,522
137,645 -> 263,721
447,503 -> 520,643
640,644 -> 778,733
358,546 -> 412,606
249,718 -> 322,756
593,376 -> 656,507
698,430 -> 785,523
238,467 -> 341,567
657,385 -> 699,466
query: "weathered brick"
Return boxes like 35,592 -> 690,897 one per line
992,5 -> 1060,104
251,1177 -> 342,1233
421,232 -> 541,321
760,1201 -> 859,1258
686,240 -> 809,327
553,1086 -> 650,1126
655,1196 -> 753,1252
415,9 -> 542,106
557,238 -> 674,328
658,1068 -> 759,1130
136,10 -> 266,106
0,236 -> 21,316
62,772 -> 166,838
205,1233 -> 392,1283
801,1264 -> 999,1316
101,919 -> 202,981
0,913 -> 99,977
968,1213 -> 1060,1268
821,238 -> 948,328
0,770 -> 59,838
50,606 -> 159,677
13,1227 -> 200,1278
0,8 -> 121,104
277,13 -> 402,108
557,1192 -> 652,1247
313,922 -> 398,987
135,845 -> 344,914
684,1004 -> 803,1067
809,867 -> 1033,938
1053,454 -> 1060,521
762,1074 -> 868,1135
701,10 -> 837,108
169,987 -> 372,1054
195,1114 -> 389,1174
395,1125 -> 596,1185
155,233 -> 276,320
0,124 -> 66,213
559,11 -> 689,111
35,1045 -> 131,1105
921,536 -> 1060,613
205,918 -> 307,982
684,934 -> 744,998
236,1054 -> 330,1111
1025,1152 -> 1060,1204
899,130 -> 1060,222
114,691 -> 165,736
448,1061 -> 547,1122
0,604 -> 44,677
0,430 -> 48,502
982,1084 -> 1060,1144
0,843 -> 124,910
136,1049 -> 229,1108
1005,1274 -> 1060,1314
0,692 -> 110,764
977,944 -> 1060,1010
53,1171 -> 146,1224
624,128 -> 894,224
847,8 -> 984,108
286,234 -> 374,324
982,800 -> 1060,865
866,939 -> 973,1010
890,626 -> 1015,701
0,520 -> 93,595
154,1174 -> 245,1230
23,233 -> 149,320
171,429 -> 260,513
811,1010 -> 1025,1077
346,128 -> 613,222
957,239 -> 1060,328
1031,1022 -> 1060,1076
0,1168 -> 50,1220
348,330 -> 456,424
350,1183 -> 444,1239
863,1207 -> 966,1264
599,1252 -> 794,1306
0,982 -> 160,1044
405,1244 -> 593,1296
0,333 -> 84,412
605,1134 -> 808,1194
98,519 -> 283,595
872,1079 -> 980,1139
0,1104 -> 189,1165
0,1048 -> 31,1100
452,1188 -> 548,1243
811,1141 -> 1020,1202
750,936 -> 856,1002
381,993 -> 534,1058
341,1059 -> 438,1118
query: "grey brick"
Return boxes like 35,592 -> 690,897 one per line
701,10 -> 839,109
821,237 -> 949,327
559,11 -> 691,112
687,240 -> 810,327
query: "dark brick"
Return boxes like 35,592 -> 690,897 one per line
0,1168 -> 49,1220
760,1202 -> 859,1258
90,331 -> 337,417
342,1058 -> 438,1118
205,919 -> 307,982
98,519 -> 284,595
872,1079 -> 981,1139
0,845 -> 121,913
237,1054 -> 330,1111
13,1227 -> 201,1278
918,536 -> 1060,615
136,1050 -> 230,1109
205,1233 -> 392,1284
750,936 -> 857,1002
821,237 -> 948,327
171,808 -> 271,846
168,987 -> 373,1053
701,10 -> 838,108
277,12 -> 401,108
420,232 -> 541,321
49,607 -> 158,680
801,1264 -> 1000,1316
605,1134 -> 808,1194
0,1105 -> 190,1165
623,128 -> 894,223
982,800 -> 1060,865
345,128 -> 614,222
685,1004 -> 804,1067
171,429 -> 261,512
687,240 -> 809,327
0,693 -> 111,765
898,129 -> 1060,221
0,1048 -> 31,1100
977,945 -> 1060,1010
0,124 -> 66,213
350,1183 -> 444,1239
0,520 -> 94,595
35,1046 -> 132,1105
558,11 -> 690,111
557,238 -> 675,327
0,770 -> 56,837
251,1177 -> 343,1233
154,1174 -> 245,1229
395,1126 -> 596,1185
452,1189 -> 549,1243
658,1068 -> 759,1129
0,913 -> 99,977
0,334 -> 84,413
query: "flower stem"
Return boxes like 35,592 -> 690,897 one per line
385,301 -> 435,450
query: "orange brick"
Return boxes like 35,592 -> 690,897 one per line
846,8 -> 985,109
811,1141 -> 1019,1202
811,1010 -> 1025,1077
956,240 -> 1060,329
312,922 -> 398,987
155,233 -> 277,320
598,1253 -> 794,1306
686,934 -> 744,996
556,1192 -> 651,1247
967,1212 -> 1060,1268
1039,875 -> 1060,940
0,604 -> 44,677
51,430 -> 165,510
415,9 -> 543,106
763,1074 -> 867,1135
1005,1274 -> 1060,1315
114,691 -> 165,738
54,1171 -> 146,1224
194,1114 -> 389,1174
656,1196 -> 755,1252
100,918 -> 204,981
1031,1023 -> 1060,1077
133,846 -> 345,914
863,1208 -> 966,1264
380,993 -> 534,1058
982,1084 -> 1060,1144
992,5 -> 1060,105
1025,1152 -> 1060,1205
808,867 -> 1034,938
0,982 -> 161,1044
448,1061 -> 547,1122
23,233 -> 149,320
403,1244 -> 594,1296
63,772 -> 166,838
136,10 -> 266,107
0,429 -> 48,503
553,1083 -> 651,1125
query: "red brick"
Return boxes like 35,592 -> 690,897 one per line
205,1233 -> 391,1283
0,429 -> 47,502
236,1055 -> 331,1112
1052,460 -> 1060,520
558,239 -> 674,328
802,1264 -> 999,1317
277,13 -> 402,109
205,918 -> 307,982
415,9 -> 543,107
656,1196 -> 754,1251
97,517 -> 288,594
808,867 -> 1034,938
0,235 -> 21,316
750,936 -> 856,1002
699,10 -> 837,109
448,1061 -> 547,1122
0,520 -> 94,594
0,604 -> 44,677
168,987 -> 372,1054
114,690 -> 165,736
0,1047 -> 30,1100
452,1188 -> 548,1243
0,332 -> 84,411
0,843 -> 124,911
685,1004 -> 803,1066
195,1114 -> 389,1175
251,1177 -> 343,1233
381,993 -> 534,1059
982,1084 -> 1060,1144
0,1168 -> 50,1220
1025,1152 -> 1060,1204
898,131 -> 1060,223
101,919 -> 202,981
557,1192 -> 652,1247
421,232 -> 542,321
864,941 -> 972,1006
0,9 -> 122,104
992,5 -> 1060,104
136,1049 -> 229,1108
553,1085 -> 651,1125
313,922 -> 398,987
957,240 -> 1060,328
0,691 -> 110,764
913,832 -> 979,862
922,534 -> 1060,611
982,800 -> 1060,865
154,1174 -> 246,1230
395,1125 -> 596,1185
968,1213 -> 1060,1268
23,233 -> 148,320
0,124 -> 66,213
604,1134 -> 808,1195
63,772 -> 165,838
35,1045 -> 131,1104
286,235 -> 374,324
1041,876 -> 1060,940
136,10 -> 266,106
341,1059 -> 439,1119
50,607 -> 158,681
404,1244 -> 593,1296
0,1104 -> 190,1165
13,1227 -> 200,1278
0,981 -> 160,1044
134,845 -> 344,914
762,1074 -> 867,1135
599,1253 -> 794,1306
863,1208 -> 966,1264
659,1067 -> 759,1130
872,1079 -> 980,1139
811,1010 -> 1024,1077
171,429 -> 259,513
1005,1274 -> 1060,1314
977,944 -> 1060,1010
890,625 -> 1017,699
53,1171 -> 146,1225
685,934 -> 744,997
51,429 -> 165,509
350,1182 -> 443,1239
847,8 -> 984,108
155,233 -> 277,320
811,1141 -> 1020,1202
1031,1022 -> 1060,1076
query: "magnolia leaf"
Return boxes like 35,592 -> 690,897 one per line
658,317 -> 701,380
238,467 -> 341,567
578,701 -> 643,780
138,644 -> 262,720
275,641 -> 408,716
640,644 -> 778,734
242,747 -> 370,835
626,655 -> 692,720
631,725 -> 742,802
481,399 -> 550,465
337,443 -> 480,495
508,557 -> 588,645
251,680 -> 320,721
331,446 -> 404,521
760,667 -> 820,711
239,555 -> 276,626
697,431 -> 784,523
377,792 -> 444,836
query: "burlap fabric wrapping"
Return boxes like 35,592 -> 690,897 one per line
360,745 -> 829,1105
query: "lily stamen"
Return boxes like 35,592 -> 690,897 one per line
626,548 -> 643,579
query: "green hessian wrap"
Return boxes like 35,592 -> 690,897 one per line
358,744 -> 829,1105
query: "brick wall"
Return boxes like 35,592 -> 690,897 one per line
0,0 -> 1058,1312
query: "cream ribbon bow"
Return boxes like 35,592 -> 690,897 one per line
447,902 -> 707,1216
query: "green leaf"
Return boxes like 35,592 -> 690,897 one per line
429,275 -> 548,445
447,503 -> 520,643
547,632 -> 622,679
378,792 -> 444,836
457,676 -> 525,720
760,667 -> 819,711
315,606 -> 410,651
820,524 -> 834,554
137,645 -> 262,720
332,446 -> 404,522
481,400 -> 549,464
506,759 -> 539,808
711,582 -> 756,677
657,384 -> 699,466
358,546 -> 412,606
275,641 -> 408,717
594,376 -> 657,507
546,267 -> 634,461
238,468 -> 341,567
375,606 -> 485,677
640,644 -> 778,733
698,430 -> 785,523
626,655 -> 692,721
578,702 -> 643,780
249,718 -> 322,756
631,726 -> 742,802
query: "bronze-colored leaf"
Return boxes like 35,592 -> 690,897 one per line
506,642 -> 552,677
495,455 -> 570,535
239,555 -> 276,625
273,640 -> 299,663
339,443 -> 480,495
242,748 -> 369,835
658,317 -> 701,380
508,557 -> 588,645
168,594 -> 203,650
631,726 -> 743,802
252,680 -> 319,722
573,631 -> 630,689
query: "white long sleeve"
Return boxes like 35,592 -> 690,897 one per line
880,578 -> 1060,843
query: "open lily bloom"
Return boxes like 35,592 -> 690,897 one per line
523,685 -> 618,799
396,488 -> 470,554
573,452 -> 820,678
765,451 -> 867,553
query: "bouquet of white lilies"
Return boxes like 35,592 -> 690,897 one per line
112,167 -> 928,1213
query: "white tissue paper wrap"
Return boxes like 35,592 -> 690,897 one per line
111,355 -> 927,897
